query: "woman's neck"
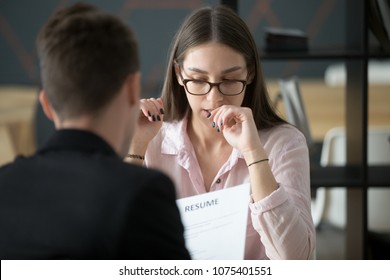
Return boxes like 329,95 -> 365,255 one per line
187,114 -> 229,152
187,113 -> 233,191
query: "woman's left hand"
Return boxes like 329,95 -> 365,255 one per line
210,105 -> 261,154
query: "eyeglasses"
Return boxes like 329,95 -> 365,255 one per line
179,72 -> 247,96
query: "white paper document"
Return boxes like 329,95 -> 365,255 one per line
176,183 -> 250,260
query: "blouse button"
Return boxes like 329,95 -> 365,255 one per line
216,178 -> 221,184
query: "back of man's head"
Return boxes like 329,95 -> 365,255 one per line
37,3 -> 139,120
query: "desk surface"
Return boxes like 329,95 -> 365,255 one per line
0,86 -> 38,122
267,79 -> 390,142
0,86 -> 38,165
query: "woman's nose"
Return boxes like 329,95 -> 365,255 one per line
206,85 -> 223,101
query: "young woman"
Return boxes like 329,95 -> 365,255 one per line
128,5 -> 316,260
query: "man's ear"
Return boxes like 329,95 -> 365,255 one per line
39,90 -> 55,121
125,72 -> 140,106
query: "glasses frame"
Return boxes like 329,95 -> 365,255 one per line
179,72 -> 247,96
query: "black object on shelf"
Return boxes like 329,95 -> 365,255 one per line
260,48 -> 366,60
368,0 -> 390,52
264,27 -> 308,52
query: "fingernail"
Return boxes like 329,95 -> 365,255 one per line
152,115 -> 156,121
157,115 -> 161,121
160,108 -> 165,114
212,121 -> 215,128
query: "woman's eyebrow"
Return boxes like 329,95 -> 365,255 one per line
186,66 -> 244,74
187,67 -> 208,74
221,66 -> 243,74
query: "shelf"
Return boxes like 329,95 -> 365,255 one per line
367,49 -> 390,59
260,48 -> 366,60
310,165 -> 390,188
260,46 -> 390,60
368,166 -> 390,187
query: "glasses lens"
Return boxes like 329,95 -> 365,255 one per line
184,80 -> 245,95
219,81 -> 245,95
186,80 -> 210,95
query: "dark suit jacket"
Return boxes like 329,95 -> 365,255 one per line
0,129 -> 190,260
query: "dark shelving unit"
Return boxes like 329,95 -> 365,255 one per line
260,48 -> 390,60
310,166 -> 390,188
260,49 -> 366,60
222,0 -> 390,259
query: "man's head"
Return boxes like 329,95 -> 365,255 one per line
36,3 -> 140,120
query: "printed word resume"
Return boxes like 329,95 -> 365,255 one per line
176,184 -> 250,260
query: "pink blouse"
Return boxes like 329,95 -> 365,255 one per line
145,118 -> 316,259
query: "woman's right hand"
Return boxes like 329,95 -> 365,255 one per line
129,98 -> 165,156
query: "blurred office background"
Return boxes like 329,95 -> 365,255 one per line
0,0 -> 353,149
1,0 -> 389,259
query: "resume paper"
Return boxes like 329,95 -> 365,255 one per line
176,183 -> 250,260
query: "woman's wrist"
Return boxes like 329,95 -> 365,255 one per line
125,151 -> 145,165
242,146 -> 268,167
127,143 -> 148,164
129,142 -> 148,157
127,154 -> 145,160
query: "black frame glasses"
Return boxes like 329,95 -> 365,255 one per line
179,72 -> 247,96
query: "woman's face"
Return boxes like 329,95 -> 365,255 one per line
176,42 -> 248,126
